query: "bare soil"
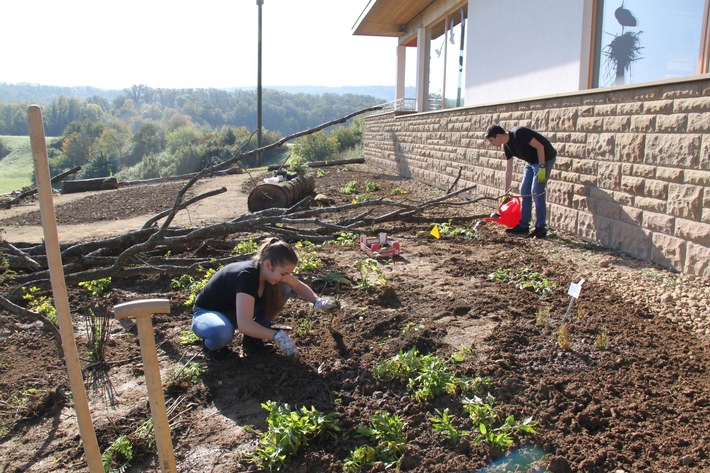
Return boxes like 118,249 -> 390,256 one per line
0,163 -> 708,473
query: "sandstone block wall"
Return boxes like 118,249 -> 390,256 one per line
363,77 -> 710,277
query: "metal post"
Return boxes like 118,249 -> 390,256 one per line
256,0 -> 263,167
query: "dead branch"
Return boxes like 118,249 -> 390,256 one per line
0,294 -> 63,358
1,166 -> 81,209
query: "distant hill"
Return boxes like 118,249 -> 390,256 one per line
0,83 -> 412,104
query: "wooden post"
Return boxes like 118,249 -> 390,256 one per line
27,105 -> 104,473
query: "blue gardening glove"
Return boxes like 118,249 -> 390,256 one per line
314,297 -> 339,311
537,167 -> 547,183
273,330 -> 299,359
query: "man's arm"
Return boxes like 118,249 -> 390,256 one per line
529,137 -> 546,166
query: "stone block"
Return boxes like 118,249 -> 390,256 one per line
643,100 -> 673,114
684,170 -> 710,186
577,211 -> 612,246
630,115 -> 655,132
588,197 -> 622,219
610,221 -> 652,260
595,104 -> 617,116
645,134 -> 701,167
577,117 -> 604,132
702,136 -> 710,171
549,204 -> 577,233
635,196 -> 667,213
644,179 -> 668,200
655,167 -> 684,183
597,162 -> 622,190
687,113 -> 710,132
549,108 -> 578,131
631,164 -> 656,179
667,183 -> 703,220
673,96 -> 710,112
655,114 -> 688,132
675,218 -> 710,246
684,242 -> 710,277
619,205 -> 643,225
643,211 -> 675,233
604,116 -> 631,132
587,133 -> 615,160
650,233 -> 686,273
616,133 -> 645,163
661,82 -> 701,98
572,159 -> 598,176
621,175 -> 644,195
618,102 -> 643,115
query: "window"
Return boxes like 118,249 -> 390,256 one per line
428,6 -> 468,110
593,0 -> 707,88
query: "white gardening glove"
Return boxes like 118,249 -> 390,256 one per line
314,297 -> 339,311
273,330 -> 300,359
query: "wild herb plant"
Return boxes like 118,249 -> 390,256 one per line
246,401 -> 340,472
315,168 -> 326,178
462,394 -> 538,453
557,324 -> 571,350
353,194 -> 374,203
0,252 -> 16,284
595,329 -> 608,350
390,188 -> 408,196
487,267 -> 556,296
437,220 -> 476,239
365,180 -> 381,192
83,306 -> 112,365
373,348 -> 486,402
325,232 -> 358,247
171,266 -> 219,306
294,241 -> 323,273
231,238 -> 259,255
101,435 -> 133,473
178,329 -> 200,346
78,277 -> 112,298
535,305 -> 551,327
22,286 -> 57,324
170,361 -> 203,386
344,411 -> 408,472
429,408 -> 463,444
354,258 -> 387,292
341,180 -> 360,195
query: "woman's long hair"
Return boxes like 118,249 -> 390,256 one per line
254,238 -> 298,320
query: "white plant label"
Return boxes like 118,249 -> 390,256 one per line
567,278 -> 585,299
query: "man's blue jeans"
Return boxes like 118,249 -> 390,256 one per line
518,157 -> 555,230
191,283 -> 291,350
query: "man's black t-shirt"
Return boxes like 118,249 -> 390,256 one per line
504,126 -> 557,165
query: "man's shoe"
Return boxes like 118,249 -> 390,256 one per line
505,225 -> 529,235
242,335 -> 277,356
202,340 -> 232,361
529,227 -> 547,239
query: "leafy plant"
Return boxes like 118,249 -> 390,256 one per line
178,329 -> 201,346
341,180 -> 360,195
365,180 -> 381,192
353,258 -> 388,292
344,411 -> 408,472
294,241 -> 323,273
390,188 -> 408,196
102,435 -> 133,473
373,348 -> 485,402
487,267 -> 556,296
437,220 -> 476,239
246,401 -> 340,471
170,361 -> 203,386
171,266 -> 219,306
231,238 -> 259,255
22,286 -> 57,325
429,408 -> 463,444
79,277 -> 112,298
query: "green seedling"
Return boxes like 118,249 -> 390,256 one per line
170,361 -> 203,387
462,394 -> 538,454
22,286 -> 57,325
325,232 -> 358,247
437,220 -> 476,239
83,307 -> 111,365
102,435 -> 133,473
429,408 -> 464,444
341,180 -> 360,195
354,258 -> 388,292
344,411 -> 408,472
294,241 -> 323,273
557,324 -> 571,350
231,238 -> 259,255
246,401 -> 340,472
365,180 -> 381,192
315,168 -> 325,178
390,188 -> 408,196
488,267 -> 556,297
595,329 -> 608,350
171,266 -> 219,306
79,277 -> 112,298
178,329 -> 201,346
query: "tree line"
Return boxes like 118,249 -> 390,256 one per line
0,85 -> 380,182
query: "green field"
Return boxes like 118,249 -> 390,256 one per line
0,135 -> 57,194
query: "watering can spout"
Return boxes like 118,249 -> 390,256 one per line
484,196 -> 522,228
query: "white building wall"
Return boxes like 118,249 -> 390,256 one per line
465,0 -> 590,105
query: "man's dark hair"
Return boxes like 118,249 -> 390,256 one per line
485,124 -> 506,139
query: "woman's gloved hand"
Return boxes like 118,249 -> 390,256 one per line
273,330 -> 299,359
314,297 -> 340,311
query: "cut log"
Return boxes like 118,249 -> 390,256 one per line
267,157 -> 364,171
61,177 -> 119,194
247,174 -> 315,212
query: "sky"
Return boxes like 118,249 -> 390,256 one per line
2,0 -> 398,90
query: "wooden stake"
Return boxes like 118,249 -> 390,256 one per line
27,105 -> 104,473
114,299 -> 177,473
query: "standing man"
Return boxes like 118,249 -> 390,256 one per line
485,124 -> 557,238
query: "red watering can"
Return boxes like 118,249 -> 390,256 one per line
484,196 -> 521,228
